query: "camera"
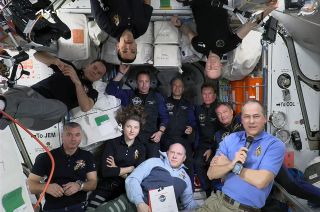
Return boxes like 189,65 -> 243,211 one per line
291,130 -> 302,151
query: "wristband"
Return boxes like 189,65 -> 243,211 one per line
159,129 -> 165,133
118,71 -> 125,75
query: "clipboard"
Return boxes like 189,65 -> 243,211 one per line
148,186 -> 178,212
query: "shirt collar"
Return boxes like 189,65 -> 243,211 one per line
241,131 -> 267,143
221,115 -> 242,130
59,145 -> 80,157
120,135 -> 138,147
202,100 -> 218,109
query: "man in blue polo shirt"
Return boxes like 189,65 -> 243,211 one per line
28,122 -> 97,212
198,100 -> 285,211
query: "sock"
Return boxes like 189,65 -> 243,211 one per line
0,100 -> 5,110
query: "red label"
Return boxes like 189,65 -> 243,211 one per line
284,151 -> 294,168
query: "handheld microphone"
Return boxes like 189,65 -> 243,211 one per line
232,136 -> 254,175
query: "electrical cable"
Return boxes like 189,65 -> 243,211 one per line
0,110 -> 55,209
13,63 -> 28,81
27,14 -> 43,43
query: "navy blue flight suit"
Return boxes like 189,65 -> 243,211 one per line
161,96 -> 196,182
194,101 -> 220,196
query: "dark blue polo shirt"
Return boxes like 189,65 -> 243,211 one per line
31,147 -> 96,210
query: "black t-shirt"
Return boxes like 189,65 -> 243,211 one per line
31,60 -> 98,110
31,147 -> 96,210
96,136 -> 146,198
191,0 -> 242,57
100,135 -> 146,179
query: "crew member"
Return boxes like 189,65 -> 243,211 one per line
198,100 -> 285,211
161,76 -> 196,181
106,65 -> 169,158
90,0 -> 153,63
171,1 -> 277,79
0,52 -> 107,130
194,83 -> 220,197
28,122 -> 97,211
86,105 -> 146,210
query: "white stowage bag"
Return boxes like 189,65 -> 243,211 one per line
69,81 -> 122,147
222,30 -> 262,81
131,43 -> 154,65
154,21 -> 180,44
154,44 -> 181,68
56,12 -> 90,60
132,23 -> 154,65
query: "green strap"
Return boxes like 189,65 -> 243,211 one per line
160,0 -> 171,9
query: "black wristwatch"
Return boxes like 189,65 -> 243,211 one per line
76,180 -> 84,191
232,163 -> 243,175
